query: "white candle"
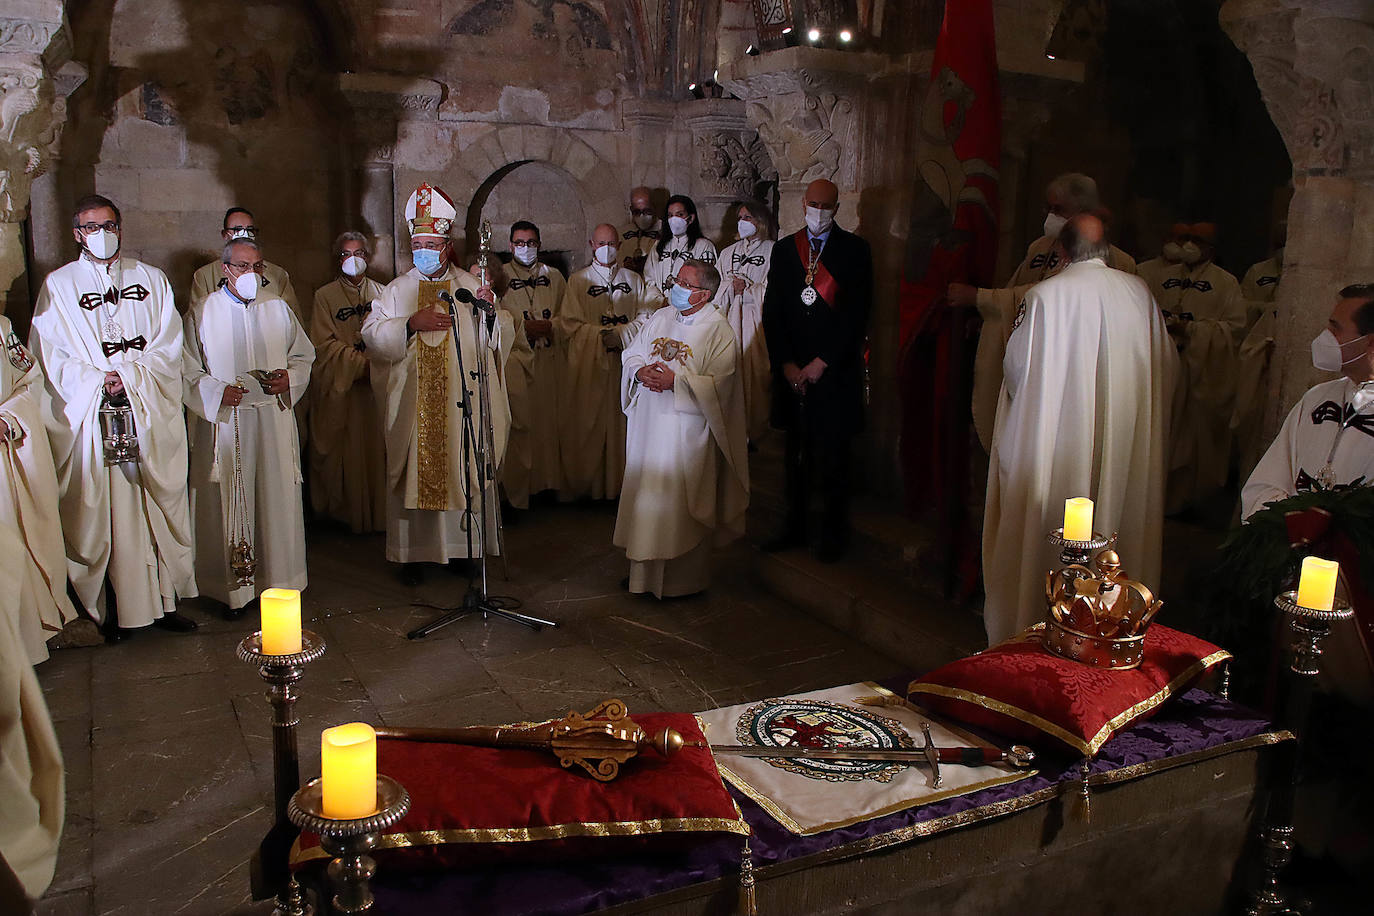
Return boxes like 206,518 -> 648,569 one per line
1296,556 -> 1338,612
1063,497 -> 1094,542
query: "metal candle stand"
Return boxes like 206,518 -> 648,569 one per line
1244,591 -> 1354,916
237,630 -> 328,916
288,776 -> 411,915
1046,528 -> 1112,568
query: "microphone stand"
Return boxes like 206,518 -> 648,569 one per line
407,266 -> 557,638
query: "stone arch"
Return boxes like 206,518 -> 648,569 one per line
392,123 -> 624,271
464,160 -> 588,275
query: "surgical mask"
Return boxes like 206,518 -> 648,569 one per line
595,244 -> 617,266
233,271 -> 260,302
1179,242 -> 1202,265
633,212 -> 655,230
805,206 -> 834,236
341,255 -> 366,278
1043,212 -> 1068,239
85,229 -> 120,260
1162,241 -> 1184,262
412,248 -> 443,275
513,246 -> 537,267
668,215 -> 689,237
226,226 -> 256,242
737,218 -> 757,240
1311,329 -> 1368,372
668,283 -> 695,312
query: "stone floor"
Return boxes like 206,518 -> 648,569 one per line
32,499 -> 909,916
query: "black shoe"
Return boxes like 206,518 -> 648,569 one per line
223,598 -> 256,622
103,624 -> 130,644
399,563 -> 424,587
762,533 -> 806,553
152,612 -> 199,633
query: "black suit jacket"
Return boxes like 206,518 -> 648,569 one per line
761,226 -> 873,434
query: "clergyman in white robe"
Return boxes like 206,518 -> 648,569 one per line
556,251 -> 650,501
309,273 -> 387,532
30,254 -> 197,627
715,232 -> 774,441
184,285 -> 315,610
362,263 -> 513,563
502,257 -> 566,507
983,219 -> 1176,645
614,278 -> 749,598
0,317 -> 77,664
0,524 -> 63,901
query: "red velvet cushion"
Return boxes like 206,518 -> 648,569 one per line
908,624 -> 1231,757
292,713 -> 747,870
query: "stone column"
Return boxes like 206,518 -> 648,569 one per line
0,4 -> 81,325
1222,0 -> 1374,436
338,72 -> 443,277
621,98 -> 678,201
680,97 -> 772,239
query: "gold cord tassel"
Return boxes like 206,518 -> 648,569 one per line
1072,758 -> 1092,824
738,837 -> 758,916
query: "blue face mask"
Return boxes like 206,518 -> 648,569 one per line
412,248 -> 443,275
669,283 -> 696,312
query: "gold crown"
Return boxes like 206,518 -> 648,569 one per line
1043,546 -> 1163,670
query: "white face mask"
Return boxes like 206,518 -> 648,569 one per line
668,215 -> 689,238
1161,241 -> 1184,262
737,218 -> 757,240
341,255 -> 366,278
1311,328 -> 1368,372
1179,242 -> 1202,265
633,212 -> 655,230
1043,212 -> 1068,240
233,271 -> 260,302
594,244 -> 618,266
805,206 -> 834,236
85,229 -> 120,260
1353,381 -> 1374,413
513,245 -> 537,267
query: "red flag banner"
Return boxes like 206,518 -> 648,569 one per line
897,0 -> 1001,598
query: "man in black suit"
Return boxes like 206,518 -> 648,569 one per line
762,178 -> 873,562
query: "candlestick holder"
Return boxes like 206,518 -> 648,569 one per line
288,776 -> 411,915
1245,591 -> 1353,915
1046,528 -> 1112,568
238,630 -> 328,916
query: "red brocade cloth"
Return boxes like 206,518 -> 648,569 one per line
909,624 -> 1231,757
292,713 -> 748,870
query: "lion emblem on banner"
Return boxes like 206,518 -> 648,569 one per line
735,698 -> 916,783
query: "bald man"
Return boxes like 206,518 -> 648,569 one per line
949,173 -> 1137,451
983,214 -> 1176,644
555,224 -> 651,500
618,186 -> 660,274
761,179 -> 873,562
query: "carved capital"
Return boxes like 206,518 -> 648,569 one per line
720,49 -> 880,189
1222,0 -> 1374,178
0,61 -> 70,223
338,72 -> 443,164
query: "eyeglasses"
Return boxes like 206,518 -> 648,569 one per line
225,225 -> 258,235
412,241 -> 447,251
338,251 -> 367,260
227,260 -> 266,273
77,221 -> 119,235
673,276 -> 707,293
512,241 -> 540,250
630,207 -> 654,217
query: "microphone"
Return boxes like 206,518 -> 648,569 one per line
455,287 -> 495,317
438,289 -> 456,313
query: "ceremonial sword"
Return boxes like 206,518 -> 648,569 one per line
700,734 -> 1036,786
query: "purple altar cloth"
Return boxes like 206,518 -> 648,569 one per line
356,690 -> 1283,915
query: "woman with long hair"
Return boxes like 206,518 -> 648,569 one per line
644,194 -> 717,303
715,200 -> 775,440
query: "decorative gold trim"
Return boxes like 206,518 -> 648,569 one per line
908,649 -> 1234,756
713,682 -> 1035,836
751,729 -> 1290,875
292,815 -> 750,865
414,277 -> 451,511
